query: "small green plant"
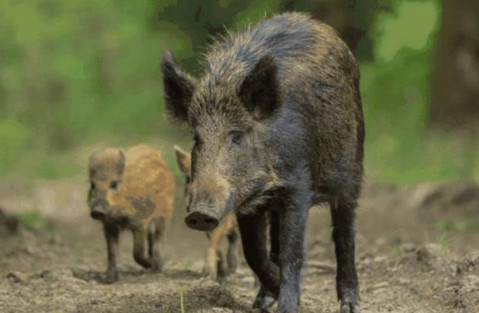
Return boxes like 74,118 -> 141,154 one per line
45,221 -> 60,243
179,290 -> 186,313
437,232 -> 450,250
17,210 -> 44,230
435,218 -> 478,232
182,262 -> 192,272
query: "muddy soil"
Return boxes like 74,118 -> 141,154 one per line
1,179 -> 479,313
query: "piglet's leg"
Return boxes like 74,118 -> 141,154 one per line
203,222 -> 225,280
226,226 -> 239,274
133,228 -> 152,269
103,222 -> 120,283
148,218 -> 165,272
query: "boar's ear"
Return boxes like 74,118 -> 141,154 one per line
116,149 -> 126,176
161,51 -> 196,122
239,54 -> 281,120
174,145 -> 191,175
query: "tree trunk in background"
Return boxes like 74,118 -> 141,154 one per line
429,0 -> 479,130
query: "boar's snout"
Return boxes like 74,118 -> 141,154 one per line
185,206 -> 219,231
90,201 -> 108,220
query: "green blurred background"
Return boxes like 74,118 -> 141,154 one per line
0,0 -> 478,184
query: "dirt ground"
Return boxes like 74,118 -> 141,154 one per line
1,178 -> 479,313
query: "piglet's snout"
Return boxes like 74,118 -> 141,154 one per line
90,201 -> 108,220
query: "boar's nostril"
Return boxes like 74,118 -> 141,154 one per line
185,211 -> 219,231
205,218 -> 216,225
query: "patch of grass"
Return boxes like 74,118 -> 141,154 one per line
435,218 -> 478,233
16,210 -> 59,242
437,232 -> 451,250
182,262 -> 192,272
33,157 -> 82,180
17,210 -> 45,230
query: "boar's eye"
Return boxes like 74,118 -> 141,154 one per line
228,131 -> 245,148
109,181 -> 119,190
90,181 -> 95,190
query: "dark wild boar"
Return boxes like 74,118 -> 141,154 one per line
162,13 -> 364,313
88,144 -> 174,283
174,145 -> 238,280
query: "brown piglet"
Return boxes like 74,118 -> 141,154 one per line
88,144 -> 174,283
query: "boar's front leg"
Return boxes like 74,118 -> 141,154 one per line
276,196 -> 309,313
253,209 -> 280,306
331,198 -> 360,313
237,210 -> 280,310
103,222 -> 120,283
269,209 -> 280,265
132,228 -> 152,269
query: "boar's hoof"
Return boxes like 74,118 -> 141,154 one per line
105,271 -> 119,284
151,261 -> 163,273
185,211 -> 219,231
253,287 -> 276,310
340,302 -> 360,313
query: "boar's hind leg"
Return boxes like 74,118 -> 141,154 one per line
276,199 -> 308,313
103,222 -> 120,283
331,198 -> 360,313
237,210 -> 279,310
133,228 -> 152,269
148,218 -> 165,272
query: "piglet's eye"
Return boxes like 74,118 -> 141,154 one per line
228,131 -> 245,147
109,181 -> 119,190
90,182 -> 95,190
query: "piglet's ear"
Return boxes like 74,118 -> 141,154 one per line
173,145 -> 191,175
117,149 -> 126,175
239,54 -> 281,120
161,51 -> 196,122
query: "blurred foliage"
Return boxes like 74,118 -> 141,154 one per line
363,0 -> 478,183
0,0 -> 477,184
